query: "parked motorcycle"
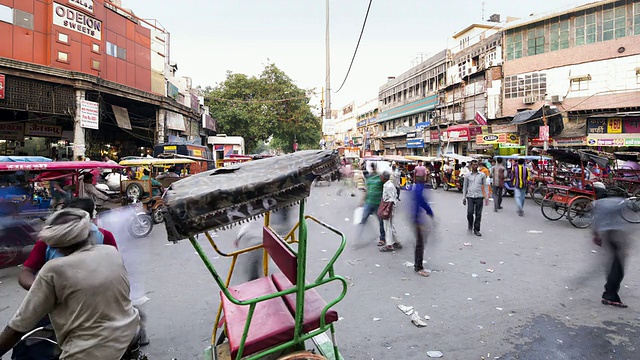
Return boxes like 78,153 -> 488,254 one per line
429,171 -> 439,190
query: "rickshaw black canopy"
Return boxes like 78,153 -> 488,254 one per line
162,150 -> 340,241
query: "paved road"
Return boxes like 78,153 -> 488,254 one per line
1,182 -> 638,359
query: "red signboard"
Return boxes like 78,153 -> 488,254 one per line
539,125 -> 549,141
430,130 -> 439,141
474,111 -> 487,125
623,118 -> 640,133
0,74 -> 5,99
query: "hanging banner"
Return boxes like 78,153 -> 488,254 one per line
80,99 -> 99,129
0,74 -> 5,99
474,111 -> 487,125
539,125 -> 549,141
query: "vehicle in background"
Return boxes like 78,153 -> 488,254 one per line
207,134 -> 245,164
153,142 -> 214,173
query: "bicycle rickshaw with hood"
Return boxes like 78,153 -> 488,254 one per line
161,150 -> 347,360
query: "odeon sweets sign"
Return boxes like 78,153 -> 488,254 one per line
53,2 -> 102,41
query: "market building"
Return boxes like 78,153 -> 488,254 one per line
376,50 -> 445,156
0,0 -> 207,160
354,97 -> 378,156
501,0 -> 640,152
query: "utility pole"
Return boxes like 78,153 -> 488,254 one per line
325,0 -> 331,120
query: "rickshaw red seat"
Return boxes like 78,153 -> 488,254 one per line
271,272 -> 339,333
221,277 -> 296,359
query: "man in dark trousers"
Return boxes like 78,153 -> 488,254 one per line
592,197 -> 631,308
411,181 -> 434,277
462,160 -> 488,237
490,157 -> 506,211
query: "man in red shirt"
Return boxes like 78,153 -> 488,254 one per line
19,197 -> 117,290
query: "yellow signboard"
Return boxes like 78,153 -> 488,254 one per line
607,118 -> 622,134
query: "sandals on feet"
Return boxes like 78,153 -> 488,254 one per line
379,245 -> 394,252
602,299 -> 628,308
415,269 -> 430,277
377,240 -> 386,246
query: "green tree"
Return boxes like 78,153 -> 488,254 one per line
204,63 -> 321,153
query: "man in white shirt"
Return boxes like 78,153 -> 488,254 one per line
0,209 -> 140,359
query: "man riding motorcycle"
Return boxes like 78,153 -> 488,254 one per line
0,209 -> 140,359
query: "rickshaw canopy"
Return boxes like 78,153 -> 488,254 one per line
546,148 -> 609,167
494,155 -> 552,160
163,150 -> 340,241
0,156 -> 52,162
443,153 -> 474,163
405,155 -> 444,162
381,155 -> 412,163
0,161 -> 125,172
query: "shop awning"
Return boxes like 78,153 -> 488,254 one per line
111,105 -> 132,130
511,106 -> 561,125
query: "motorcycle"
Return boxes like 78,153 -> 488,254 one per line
126,198 -> 154,238
440,171 -> 464,192
429,171 -> 439,189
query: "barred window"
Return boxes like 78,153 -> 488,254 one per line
603,4 -> 626,40
575,11 -> 597,46
505,31 -> 523,60
504,73 -> 547,99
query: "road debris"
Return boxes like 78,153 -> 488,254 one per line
527,230 -> 543,234
344,276 -> 354,287
398,305 -> 414,315
480,260 -> 486,264
390,296 -> 402,300
424,315 -> 431,320
472,274 -> 479,278
375,264 -> 381,267
405,293 -> 411,296
448,262 -> 455,266
411,312 -> 427,327
496,307 -> 503,311
463,242 -> 472,246
373,317 -> 381,321
486,269 -> 494,273
591,250 -> 598,253
347,259 -> 362,265
321,249 -> 327,252
400,277 -> 409,281
499,261 -> 505,265
426,350 -> 443,358
403,261 -> 414,267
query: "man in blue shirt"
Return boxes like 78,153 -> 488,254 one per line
411,182 -> 434,277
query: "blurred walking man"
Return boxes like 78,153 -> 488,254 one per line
463,160 -> 488,237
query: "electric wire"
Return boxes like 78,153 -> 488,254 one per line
333,0 -> 372,94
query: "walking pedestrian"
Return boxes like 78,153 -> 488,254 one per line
462,160 -> 488,237
592,197 -> 631,308
411,181 -> 434,277
490,157 -> 506,211
390,163 -> 401,200
414,161 -> 427,184
379,172 -> 401,252
357,163 -> 386,246
513,158 -> 529,216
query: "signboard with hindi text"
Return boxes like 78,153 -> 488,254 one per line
80,99 -> 99,129
24,123 -> 63,137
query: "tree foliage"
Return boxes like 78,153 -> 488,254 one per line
204,63 -> 321,153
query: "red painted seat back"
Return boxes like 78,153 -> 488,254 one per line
263,226 -> 298,285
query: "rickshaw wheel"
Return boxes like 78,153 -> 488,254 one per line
151,206 -> 165,223
531,185 -> 547,206
567,197 -> 594,229
621,197 -> 640,224
277,351 -> 327,360
126,183 -> 144,200
443,182 -> 450,191
541,193 -> 565,221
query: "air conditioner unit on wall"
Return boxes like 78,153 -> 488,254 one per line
551,95 -> 562,104
523,96 -> 537,105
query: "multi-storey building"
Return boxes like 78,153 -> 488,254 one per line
502,0 -> 640,150
334,102 -> 356,148
376,50 -> 445,155
355,98 -> 378,155
0,0 -> 206,159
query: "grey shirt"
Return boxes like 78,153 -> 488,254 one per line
593,197 -> 628,235
463,171 -> 487,199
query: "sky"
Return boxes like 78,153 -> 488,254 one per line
130,0 -> 593,113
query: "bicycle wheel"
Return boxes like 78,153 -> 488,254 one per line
541,194 -> 565,221
531,185 -> 547,206
567,198 -> 594,229
621,197 -> 640,223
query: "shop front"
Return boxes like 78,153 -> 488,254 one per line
441,124 -> 484,155
382,134 -> 407,156
586,115 -> 640,150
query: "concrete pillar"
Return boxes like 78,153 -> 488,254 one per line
73,89 -> 86,160
156,108 -> 166,144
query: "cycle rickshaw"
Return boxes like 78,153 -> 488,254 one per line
162,150 -> 347,360
540,149 -> 614,228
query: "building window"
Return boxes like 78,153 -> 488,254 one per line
505,31 -> 523,60
504,73 -> 547,99
13,9 -> 33,30
92,43 -> 100,54
117,47 -> 126,60
0,4 -> 12,24
549,17 -> 569,51
635,3 -> 640,35
106,42 -> 117,56
57,51 -> 69,63
91,59 -> 100,70
57,32 -> 69,44
570,76 -> 590,91
603,3 -> 626,41
527,25 -> 545,56
575,11 -> 597,46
